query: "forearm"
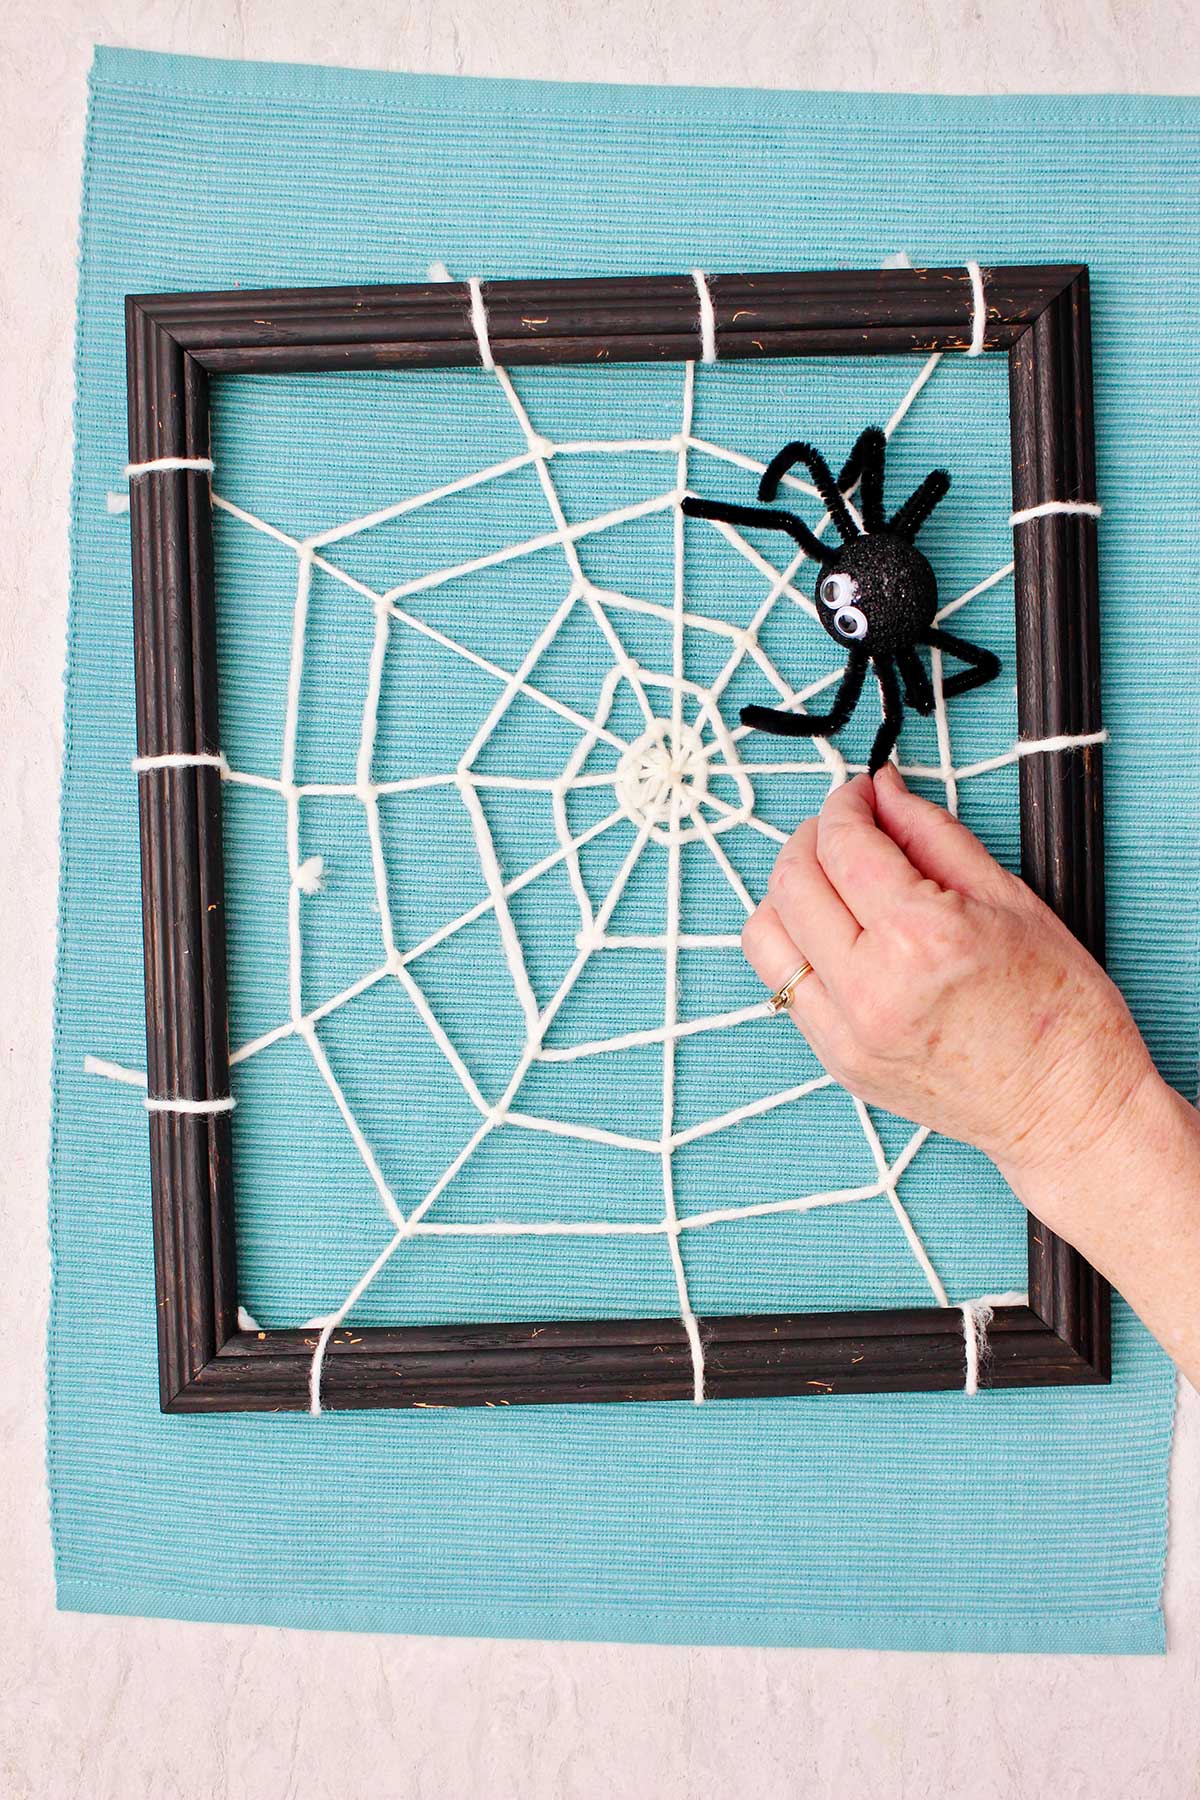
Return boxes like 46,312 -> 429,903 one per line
752,770 -> 1200,1385
996,1068 -> 1200,1387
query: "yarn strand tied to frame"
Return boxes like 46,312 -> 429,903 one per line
959,1291 -> 1028,1395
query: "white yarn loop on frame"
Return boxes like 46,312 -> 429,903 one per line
87,1042 -> 237,1118
467,276 -> 496,370
145,1094 -> 237,1116
95,302 -> 1110,1411
125,456 -> 215,479
1009,500 -> 1103,528
959,1291 -> 1028,1395
692,269 -> 718,364
965,260 -> 987,356
132,750 -> 228,775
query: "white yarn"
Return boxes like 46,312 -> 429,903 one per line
295,855 -> 324,894
85,1047 -> 235,1114
132,750 -> 228,775
854,1102 -> 947,1306
965,261 -> 987,356
145,1093 -> 236,1115
692,269 -> 718,363
94,328 -> 1099,1412
84,1054 -> 147,1088
281,549 -> 314,1022
879,254 -> 984,355
1009,500 -> 1102,527
885,351 -> 943,435
125,456 -> 214,478
959,1291 -> 1028,1395
467,276 -> 495,369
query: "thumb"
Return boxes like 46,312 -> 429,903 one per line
871,763 -> 1015,902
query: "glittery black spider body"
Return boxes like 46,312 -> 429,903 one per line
681,427 -> 1000,774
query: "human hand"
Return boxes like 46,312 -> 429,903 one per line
741,764 -> 1155,1214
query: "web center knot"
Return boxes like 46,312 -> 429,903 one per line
615,721 -> 712,844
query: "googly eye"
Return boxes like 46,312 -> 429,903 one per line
833,605 -> 868,641
819,571 -> 858,610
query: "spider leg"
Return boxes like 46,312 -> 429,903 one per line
896,644 -> 935,715
835,426 -> 887,532
740,648 -> 868,739
921,626 -> 1002,699
757,442 -> 860,544
887,469 -> 951,542
680,494 -> 834,566
867,657 -> 905,774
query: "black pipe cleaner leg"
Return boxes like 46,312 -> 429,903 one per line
740,649 -> 868,739
922,626 -> 1002,699
866,657 -> 905,774
757,442 -> 860,544
896,645 -> 935,716
680,494 -> 834,565
835,426 -> 887,532
888,469 -> 951,542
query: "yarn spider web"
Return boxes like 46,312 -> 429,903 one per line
95,336 -> 1099,1414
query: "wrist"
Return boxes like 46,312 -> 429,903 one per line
992,1056 -> 1200,1386
994,1052 -> 1171,1247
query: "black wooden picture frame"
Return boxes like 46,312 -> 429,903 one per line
125,264 -> 1108,1411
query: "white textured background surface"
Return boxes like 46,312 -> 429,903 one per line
1,5 -> 1198,1797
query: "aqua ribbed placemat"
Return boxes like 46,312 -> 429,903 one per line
48,47 -> 1198,1651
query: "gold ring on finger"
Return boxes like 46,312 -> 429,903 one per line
767,959 -> 814,1014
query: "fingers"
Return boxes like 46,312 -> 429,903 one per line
815,774 -> 925,925
872,762 -> 1015,902
741,898 -> 806,993
766,815 -> 861,963
741,897 -> 838,1036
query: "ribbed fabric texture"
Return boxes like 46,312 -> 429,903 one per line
48,47 -> 1197,1652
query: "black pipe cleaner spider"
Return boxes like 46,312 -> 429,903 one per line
681,427 -> 1001,774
